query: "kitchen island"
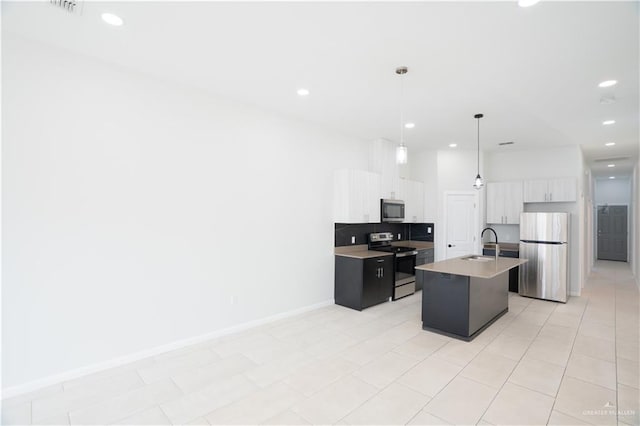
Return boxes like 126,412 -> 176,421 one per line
416,255 -> 527,341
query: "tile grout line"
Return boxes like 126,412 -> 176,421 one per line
543,294 -> 589,425
402,297 -> 533,425
332,326 -> 429,425
614,273 -> 619,426
476,301 -> 559,425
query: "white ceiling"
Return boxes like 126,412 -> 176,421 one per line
3,1 -> 639,177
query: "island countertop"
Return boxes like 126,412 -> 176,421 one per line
416,255 -> 527,279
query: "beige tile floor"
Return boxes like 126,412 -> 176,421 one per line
2,260 -> 638,425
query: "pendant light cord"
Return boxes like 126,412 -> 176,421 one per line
400,72 -> 405,145
477,117 -> 480,173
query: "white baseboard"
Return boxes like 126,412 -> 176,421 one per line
2,299 -> 334,399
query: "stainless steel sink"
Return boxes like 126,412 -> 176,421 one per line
461,255 -> 494,262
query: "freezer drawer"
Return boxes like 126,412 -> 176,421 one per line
519,241 -> 568,303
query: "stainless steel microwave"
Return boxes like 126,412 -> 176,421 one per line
381,199 -> 405,222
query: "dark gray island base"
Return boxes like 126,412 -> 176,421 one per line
416,256 -> 527,341
418,270 -> 508,341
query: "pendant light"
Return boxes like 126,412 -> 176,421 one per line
396,66 -> 408,165
472,113 -> 484,190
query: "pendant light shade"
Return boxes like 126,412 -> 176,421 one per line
472,113 -> 484,190
396,66 -> 408,165
396,145 -> 408,164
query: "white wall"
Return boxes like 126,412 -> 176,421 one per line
594,178 -> 632,205
2,35 -> 368,391
409,149 -> 484,261
632,162 -> 640,287
486,146 -> 583,181
485,146 -> 584,296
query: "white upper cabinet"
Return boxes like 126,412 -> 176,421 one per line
523,177 -> 577,203
334,169 -> 381,223
486,181 -> 523,224
398,179 -> 424,223
547,178 -> 578,202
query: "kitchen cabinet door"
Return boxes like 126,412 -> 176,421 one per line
362,257 -> 393,309
486,181 -> 522,224
399,179 -> 424,223
486,183 -> 505,224
523,178 -> 577,203
333,169 -> 381,223
523,180 -> 549,203
366,172 -> 382,222
548,178 -> 577,202
504,181 -> 523,224
410,180 -> 425,223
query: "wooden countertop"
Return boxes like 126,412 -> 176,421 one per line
394,240 -> 434,250
416,255 -> 527,279
334,245 -> 394,259
334,240 -> 433,259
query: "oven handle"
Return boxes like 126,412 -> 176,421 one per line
395,251 -> 418,258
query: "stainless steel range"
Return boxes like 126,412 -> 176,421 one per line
368,232 -> 418,300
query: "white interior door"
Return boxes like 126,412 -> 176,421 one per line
445,192 -> 478,259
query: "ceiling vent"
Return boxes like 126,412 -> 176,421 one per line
50,0 -> 83,14
498,141 -> 515,146
594,156 -> 630,163
599,95 -> 616,105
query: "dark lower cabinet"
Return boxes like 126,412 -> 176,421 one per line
420,270 -> 508,341
415,248 -> 434,291
483,248 -> 519,292
335,255 -> 393,311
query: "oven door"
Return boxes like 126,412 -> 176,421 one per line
393,251 -> 417,300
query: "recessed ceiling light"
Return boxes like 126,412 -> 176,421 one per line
609,176 -> 615,179
404,123 -> 415,129
602,120 -> 616,125
607,164 -> 615,168
449,143 -> 457,148
598,80 -> 617,88
296,88 -> 310,96
101,12 -> 124,26
605,142 -> 616,146
518,0 -> 540,7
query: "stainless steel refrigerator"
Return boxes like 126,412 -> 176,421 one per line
519,212 -> 568,303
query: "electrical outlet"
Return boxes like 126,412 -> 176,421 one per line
351,236 -> 356,244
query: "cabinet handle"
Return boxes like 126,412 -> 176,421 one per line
550,193 -> 553,201
377,259 -> 384,263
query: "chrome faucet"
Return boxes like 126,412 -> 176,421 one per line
481,227 -> 500,261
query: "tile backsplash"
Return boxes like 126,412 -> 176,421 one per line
335,223 -> 434,247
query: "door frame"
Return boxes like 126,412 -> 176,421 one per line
442,191 -> 481,260
595,203 -> 629,262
